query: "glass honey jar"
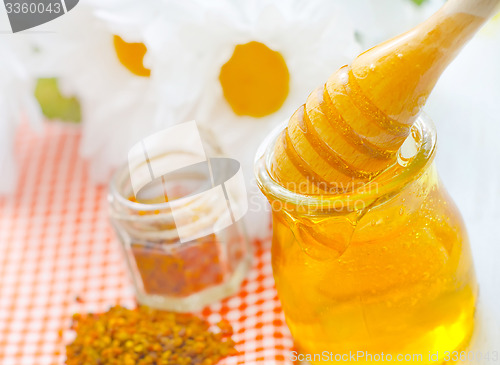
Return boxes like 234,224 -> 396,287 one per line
109,156 -> 251,312
255,114 -> 477,364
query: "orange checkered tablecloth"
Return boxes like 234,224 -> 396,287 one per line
0,122 -> 293,365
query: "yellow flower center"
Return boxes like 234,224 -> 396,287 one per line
219,41 -> 290,118
113,35 -> 151,77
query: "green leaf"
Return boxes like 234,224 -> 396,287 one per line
34,78 -> 82,123
409,0 -> 429,5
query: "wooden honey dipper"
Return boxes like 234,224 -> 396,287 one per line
270,0 -> 499,194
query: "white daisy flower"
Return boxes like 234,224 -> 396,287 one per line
130,0 -> 361,235
0,13 -> 42,194
33,2 -> 166,182
92,0 -> 204,127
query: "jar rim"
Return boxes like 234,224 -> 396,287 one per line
108,157 -> 241,216
108,164 -> 207,213
254,113 -> 437,213
109,164 -> 168,212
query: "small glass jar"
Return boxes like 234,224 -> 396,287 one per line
255,114 -> 477,363
109,159 -> 251,312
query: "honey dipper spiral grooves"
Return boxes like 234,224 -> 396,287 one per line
270,0 -> 499,195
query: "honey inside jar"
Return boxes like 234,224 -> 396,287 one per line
256,116 -> 477,364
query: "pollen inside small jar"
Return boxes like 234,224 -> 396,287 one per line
113,35 -> 151,77
219,41 -> 290,118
